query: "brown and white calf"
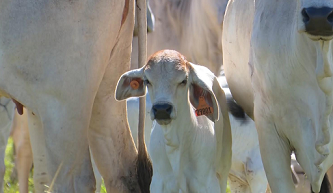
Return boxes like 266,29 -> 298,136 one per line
116,50 -> 232,192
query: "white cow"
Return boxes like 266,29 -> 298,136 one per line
131,0 -> 228,75
127,73 -> 268,193
2,1 -> 155,192
116,50 -> 232,192
223,0 -> 333,192
0,0 -> 150,192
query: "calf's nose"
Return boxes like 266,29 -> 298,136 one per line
152,103 -> 173,120
302,7 -> 333,36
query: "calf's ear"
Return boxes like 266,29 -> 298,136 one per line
188,62 -> 219,122
115,68 -> 146,101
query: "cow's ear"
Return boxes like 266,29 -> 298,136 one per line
115,68 -> 146,101
188,62 -> 219,122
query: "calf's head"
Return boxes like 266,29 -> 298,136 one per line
298,0 -> 333,40
115,50 -> 219,125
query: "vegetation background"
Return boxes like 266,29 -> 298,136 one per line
3,137 -> 230,193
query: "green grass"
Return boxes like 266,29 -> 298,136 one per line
4,137 -> 34,193
3,137 -> 230,193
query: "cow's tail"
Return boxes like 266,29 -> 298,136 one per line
136,0 -> 153,192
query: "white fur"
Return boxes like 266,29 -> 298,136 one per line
131,0 -> 228,75
0,98 -> 103,193
223,0 -> 333,192
116,51 -> 232,193
127,75 -> 268,193
0,1 -> 140,192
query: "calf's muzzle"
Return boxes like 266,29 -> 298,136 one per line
152,103 -> 173,122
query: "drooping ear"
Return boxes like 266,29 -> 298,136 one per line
115,68 -> 146,101
188,62 -> 219,122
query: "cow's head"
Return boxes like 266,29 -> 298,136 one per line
115,50 -> 219,126
298,0 -> 333,40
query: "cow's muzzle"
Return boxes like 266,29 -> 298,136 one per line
302,7 -> 333,39
152,103 -> 173,125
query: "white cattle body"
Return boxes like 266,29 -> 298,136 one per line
0,1 -> 150,192
223,0 -> 333,192
116,50 -> 232,193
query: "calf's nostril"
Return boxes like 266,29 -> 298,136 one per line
302,9 -> 310,23
152,106 -> 158,114
166,106 -> 172,114
328,12 -> 333,22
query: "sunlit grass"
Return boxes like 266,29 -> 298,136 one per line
4,137 -> 34,193
4,137 -> 229,193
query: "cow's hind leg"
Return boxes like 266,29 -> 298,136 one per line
12,109 -> 32,193
88,1 -> 140,192
228,175 -> 250,193
255,117 -> 295,193
245,154 -> 268,193
27,110 -> 49,193
90,149 -> 102,193
0,98 -> 14,193
29,99 -> 96,193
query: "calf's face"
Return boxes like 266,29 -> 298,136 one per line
143,56 -> 189,125
115,50 -> 219,126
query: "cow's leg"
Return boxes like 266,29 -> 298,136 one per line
255,117 -> 295,193
27,110 -> 49,192
245,154 -> 268,193
29,99 -> 96,193
0,98 -> 13,193
0,127 -> 10,193
88,2 -> 140,192
90,149 -> 102,193
11,109 -> 32,193
228,175 -> 250,193
42,102 -> 95,192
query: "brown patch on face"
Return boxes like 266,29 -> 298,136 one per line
145,50 -> 190,72
121,0 -> 130,27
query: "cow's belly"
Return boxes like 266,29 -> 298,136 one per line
222,0 -> 255,118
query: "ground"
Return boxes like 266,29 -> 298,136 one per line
3,137 -> 230,193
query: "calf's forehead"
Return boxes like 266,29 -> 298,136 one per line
144,51 -> 189,83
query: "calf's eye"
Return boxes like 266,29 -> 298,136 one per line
180,79 -> 187,85
144,79 -> 151,86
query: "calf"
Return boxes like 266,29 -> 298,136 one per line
127,73 -> 268,193
116,50 -> 232,192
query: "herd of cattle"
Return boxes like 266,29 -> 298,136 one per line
0,0 -> 332,192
